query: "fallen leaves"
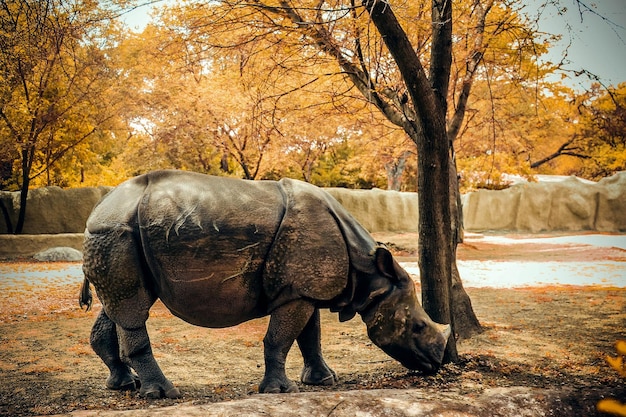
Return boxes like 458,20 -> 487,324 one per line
0,260 -> 624,416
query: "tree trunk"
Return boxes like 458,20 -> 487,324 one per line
16,184 -> 28,234
416,133 -> 457,361
449,157 -> 482,338
0,199 -> 13,234
384,151 -> 411,191
15,146 -> 34,234
364,0 -> 457,362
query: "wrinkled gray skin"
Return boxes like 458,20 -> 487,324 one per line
80,170 -> 450,399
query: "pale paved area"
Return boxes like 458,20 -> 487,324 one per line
51,387 -> 582,417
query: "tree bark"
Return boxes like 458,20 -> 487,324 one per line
384,151 -> 411,191
449,157 -> 482,338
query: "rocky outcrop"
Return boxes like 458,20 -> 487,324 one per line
33,247 -> 83,262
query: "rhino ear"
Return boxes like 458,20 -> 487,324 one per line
375,246 -> 413,288
374,247 -> 395,279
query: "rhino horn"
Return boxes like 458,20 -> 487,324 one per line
436,323 -> 452,342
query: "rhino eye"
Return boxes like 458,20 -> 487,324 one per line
412,321 -> 426,333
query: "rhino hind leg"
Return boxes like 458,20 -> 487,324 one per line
297,309 -> 338,386
90,309 -> 139,391
84,229 -> 180,399
116,324 -> 181,399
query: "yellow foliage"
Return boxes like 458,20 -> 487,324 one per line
598,399 -> 626,417
598,340 -> 626,416
3,0 -> 624,191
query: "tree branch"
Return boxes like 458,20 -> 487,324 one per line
246,0 -> 416,136
362,0 -> 445,140
447,0 -> 494,143
530,135 -> 591,168
429,0 -> 452,113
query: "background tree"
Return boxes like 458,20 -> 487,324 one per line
217,0 -> 552,342
454,80 -> 626,189
0,0 -> 126,232
532,83 -> 626,179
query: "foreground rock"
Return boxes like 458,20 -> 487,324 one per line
53,387 -> 592,417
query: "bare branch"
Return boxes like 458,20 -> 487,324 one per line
530,134 -> 590,168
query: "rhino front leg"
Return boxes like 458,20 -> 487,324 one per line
260,300 -> 316,393
297,309 -> 338,386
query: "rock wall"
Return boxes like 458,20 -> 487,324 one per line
0,186 -> 111,234
0,233 -> 85,258
1,172 -> 625,238
463,172 -> 626,232
330,172 -> 626,233
326,187 -> 419,233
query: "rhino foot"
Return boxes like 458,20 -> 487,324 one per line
106,372 -> 140,391
139,382 -> 182,399
259,377 -> 299,394
301,364 -> 338,386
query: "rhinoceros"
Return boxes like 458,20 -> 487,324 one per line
79,170 -> 450,398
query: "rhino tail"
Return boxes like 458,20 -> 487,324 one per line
79,277 -> 93,312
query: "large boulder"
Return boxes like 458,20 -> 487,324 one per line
33,247 -> 83,262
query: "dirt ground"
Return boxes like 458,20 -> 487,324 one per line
0,233 -> 625,416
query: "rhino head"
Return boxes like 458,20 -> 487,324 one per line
345,247 -> 451,374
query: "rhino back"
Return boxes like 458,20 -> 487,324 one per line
85,174 -> 150,233
137,171 -> 285,326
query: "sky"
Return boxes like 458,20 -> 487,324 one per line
526,0 -> 626,89
120,0 -> 626,90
